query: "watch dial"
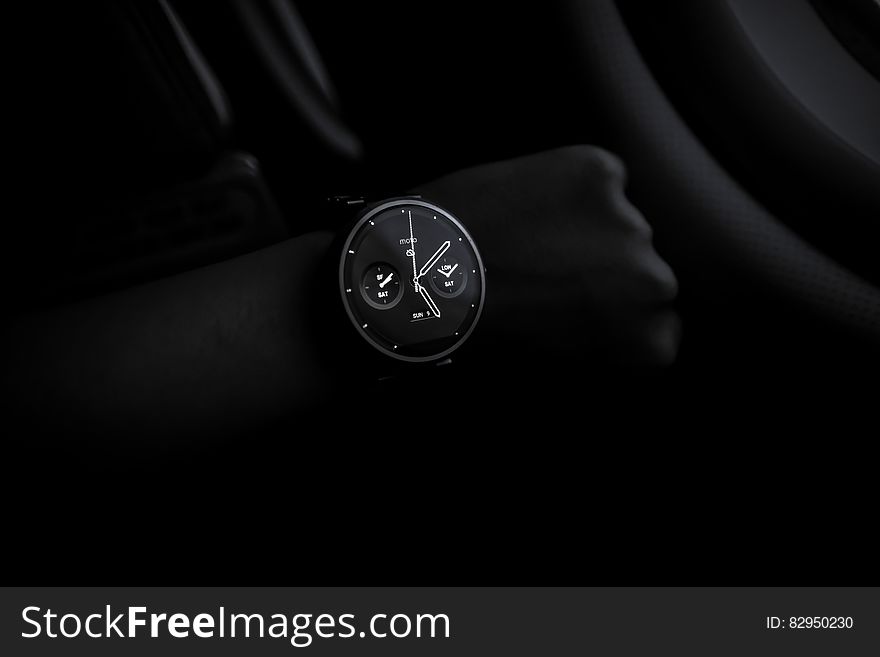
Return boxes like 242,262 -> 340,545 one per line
340,199 -> 485,362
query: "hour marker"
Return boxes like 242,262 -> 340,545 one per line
348,249 -> 355,254
369,220 -> 374,226
471,304 -> 475,308
433,215 -> 437,219
392,345 -> 397,349
472,269 -> 476,273
458,238 -> 462,241
362,323 -> 368,328
454,332 -> 459,336
346,288 -> 352,293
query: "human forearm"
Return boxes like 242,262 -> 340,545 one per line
3,231 -> 335,441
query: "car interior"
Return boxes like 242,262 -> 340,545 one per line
6,0 -> 879,578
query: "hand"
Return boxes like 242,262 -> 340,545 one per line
418,240 -> 451,279
418,145 -> 680,366
437,263 -> 458,278
408,209 -> 418,287
418,284 -> 441,319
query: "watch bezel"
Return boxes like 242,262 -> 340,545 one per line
338,198 -> 486,363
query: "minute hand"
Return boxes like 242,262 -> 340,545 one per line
419,285 -> 441,319
418,241 -> 451,279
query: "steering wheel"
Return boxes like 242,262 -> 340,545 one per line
558,0 -> 880,356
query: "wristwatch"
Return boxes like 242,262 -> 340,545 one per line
334,196 -> 486,366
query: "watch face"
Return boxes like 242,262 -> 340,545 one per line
339,199 -> 485,362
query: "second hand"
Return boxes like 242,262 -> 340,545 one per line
408,210 -> 418,291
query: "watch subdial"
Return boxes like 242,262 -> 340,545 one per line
361,263 -> 402,309
428,255 -> 468,299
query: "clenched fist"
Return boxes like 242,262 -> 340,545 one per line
419,145 -> 680,366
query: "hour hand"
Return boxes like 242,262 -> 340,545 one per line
418,241 -> 451,279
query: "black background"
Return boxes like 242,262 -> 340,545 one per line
4,2 -> 878,585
